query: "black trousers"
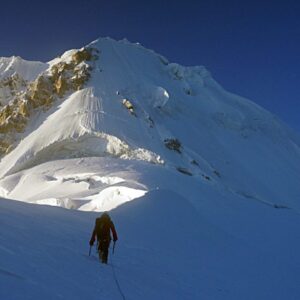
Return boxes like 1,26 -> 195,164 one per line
98,239 -> 110,263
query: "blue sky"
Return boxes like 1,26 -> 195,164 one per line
1,0 -> 299,132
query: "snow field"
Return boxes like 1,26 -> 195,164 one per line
1,189 -> 300,300
0,37 -> 300,299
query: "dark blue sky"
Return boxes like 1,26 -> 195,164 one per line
1,0 -> 299,132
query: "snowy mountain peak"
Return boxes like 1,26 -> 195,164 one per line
0,37 -> 300,300
0,55 -> 47,81
0,37 -> 299,213
0,56 -> 48,109
0,47 -> 98,156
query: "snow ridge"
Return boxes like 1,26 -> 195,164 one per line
0,37 -> 299,213
0,37 -> 300,300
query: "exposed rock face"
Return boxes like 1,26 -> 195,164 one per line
28,75 -> 54,108
0,73 -> 27,106
0,47 -> 98,156
71,48 -> 95,64
164,138 -> 182,153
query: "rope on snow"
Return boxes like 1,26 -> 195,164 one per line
110,255 -> 126,300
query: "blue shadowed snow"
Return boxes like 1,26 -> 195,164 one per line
1,189 -> 300,300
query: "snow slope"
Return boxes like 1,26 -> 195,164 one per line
0,56 -> 48,106
0,37 -> 300,299
1,191 -> 300,300
0,56 -> 47,82
0,37 -> 299,212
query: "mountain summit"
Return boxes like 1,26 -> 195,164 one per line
0,37 -> 299,211
0,37 -> 300,300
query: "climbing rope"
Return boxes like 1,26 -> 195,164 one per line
110,254 -> 126,300
90,243 -> 126,299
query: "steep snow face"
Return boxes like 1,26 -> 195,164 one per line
0,37 -> 299,211
0,48 -> 96,157
0,87 -> 163,177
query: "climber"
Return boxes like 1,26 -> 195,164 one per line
89,212 -> 118,264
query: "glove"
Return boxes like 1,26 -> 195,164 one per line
113,238 -> 117,242
89,240 -> 94,246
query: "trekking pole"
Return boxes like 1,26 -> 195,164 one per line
89,245 -> 92,256
113,241 -> 116,254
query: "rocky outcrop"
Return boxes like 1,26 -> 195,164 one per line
164,138 -> 182,153
0,73 -> 27,106
0,47 -> 98,156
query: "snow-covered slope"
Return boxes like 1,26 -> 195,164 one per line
0,56 -> 47,82
0,37 -> 300,299
0,37 -> 299,212
0,56 -> 47,106
1,191 -> 300,300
